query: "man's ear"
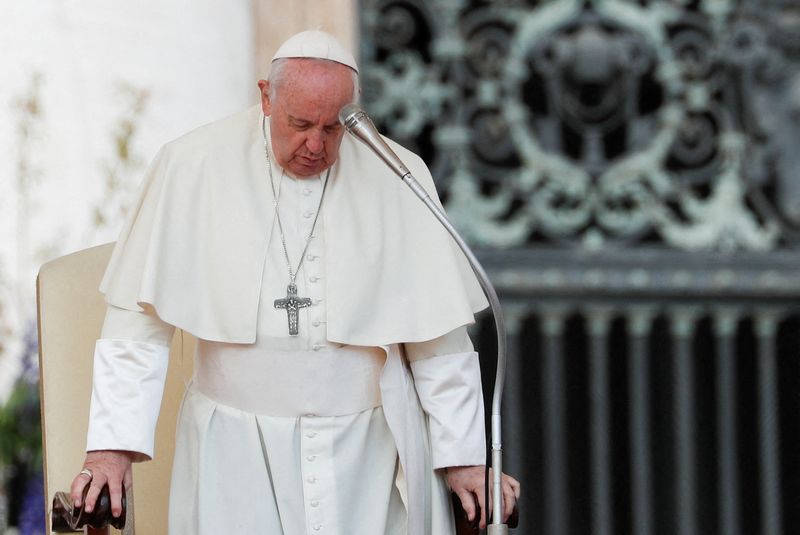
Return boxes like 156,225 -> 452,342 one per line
257,79 -> 271,116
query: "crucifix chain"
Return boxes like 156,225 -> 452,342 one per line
262,115 -> 330,335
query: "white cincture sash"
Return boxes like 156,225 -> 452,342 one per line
194,341 -> 386,417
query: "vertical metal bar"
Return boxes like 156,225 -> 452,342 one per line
670,307 -> 700,535
628,308 -> 655,535
587,307 -> 613,535
755,310 -> 783,535
713,308 -> 741,535
541,307 -> 568,535
502,305 -> 528,526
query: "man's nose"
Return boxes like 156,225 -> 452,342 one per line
306,130 -> 324,154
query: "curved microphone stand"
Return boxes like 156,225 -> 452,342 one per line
340,104 -> 510,534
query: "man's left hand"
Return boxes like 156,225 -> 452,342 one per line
446,465 -> 520,529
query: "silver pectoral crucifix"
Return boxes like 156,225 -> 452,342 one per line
274,283 -> 313,336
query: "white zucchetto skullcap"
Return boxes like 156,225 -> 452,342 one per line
271,30 -> 359,73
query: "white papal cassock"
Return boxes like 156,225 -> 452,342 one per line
86,119 -> 488,533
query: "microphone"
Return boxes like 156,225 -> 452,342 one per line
339,103 -> 513,533
338,104 -> 411,180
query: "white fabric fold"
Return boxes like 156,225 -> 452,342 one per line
168,388 -> 408,534
409,351 -> 486,469
405,326 -> 473,362
101,303 -> 174,345
99,106 -> 488,346
86,338 -> 169,459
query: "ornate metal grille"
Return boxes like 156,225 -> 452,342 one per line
360,1 -> 800,534
360,0 -> 800,252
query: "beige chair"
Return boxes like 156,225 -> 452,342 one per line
37,243 -> 195,534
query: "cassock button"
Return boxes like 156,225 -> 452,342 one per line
303,188 -> 312,196
306,455 -> 316,462
307,476 -> 317,484
303,210 -> 314,218
313,524 -> 322,531
309,276 -> 320,282
312,320 -> 320,327
306,254 -> 317,261
310,499 -> 320,507
307,431 -> 317,438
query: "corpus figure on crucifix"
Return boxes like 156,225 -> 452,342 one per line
274,282 -> 312,335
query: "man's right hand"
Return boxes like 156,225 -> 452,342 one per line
70,450 -> 134,518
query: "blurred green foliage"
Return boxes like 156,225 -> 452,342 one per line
0,378 -> 42,479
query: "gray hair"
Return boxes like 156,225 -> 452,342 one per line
268,57 -> 360,104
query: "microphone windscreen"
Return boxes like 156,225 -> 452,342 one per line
338,103 -> 363,128
337,104 -> 411,179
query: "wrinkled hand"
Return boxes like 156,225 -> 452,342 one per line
446,465 -> 520,529
70,450 -> 134,518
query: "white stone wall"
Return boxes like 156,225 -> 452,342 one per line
0,1 -> 256,400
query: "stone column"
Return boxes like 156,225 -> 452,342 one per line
252,0 -> 358,79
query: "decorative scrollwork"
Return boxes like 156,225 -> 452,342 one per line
360,0 -> 800,251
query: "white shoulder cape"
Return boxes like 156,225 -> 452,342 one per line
100,106 -> 487,345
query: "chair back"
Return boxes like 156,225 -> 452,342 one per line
37,242 -> 194,534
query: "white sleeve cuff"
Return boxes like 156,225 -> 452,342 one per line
86,338 -> 169,460
410,351 -> 486,469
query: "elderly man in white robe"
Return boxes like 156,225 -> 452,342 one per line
70,30 -> 520,534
